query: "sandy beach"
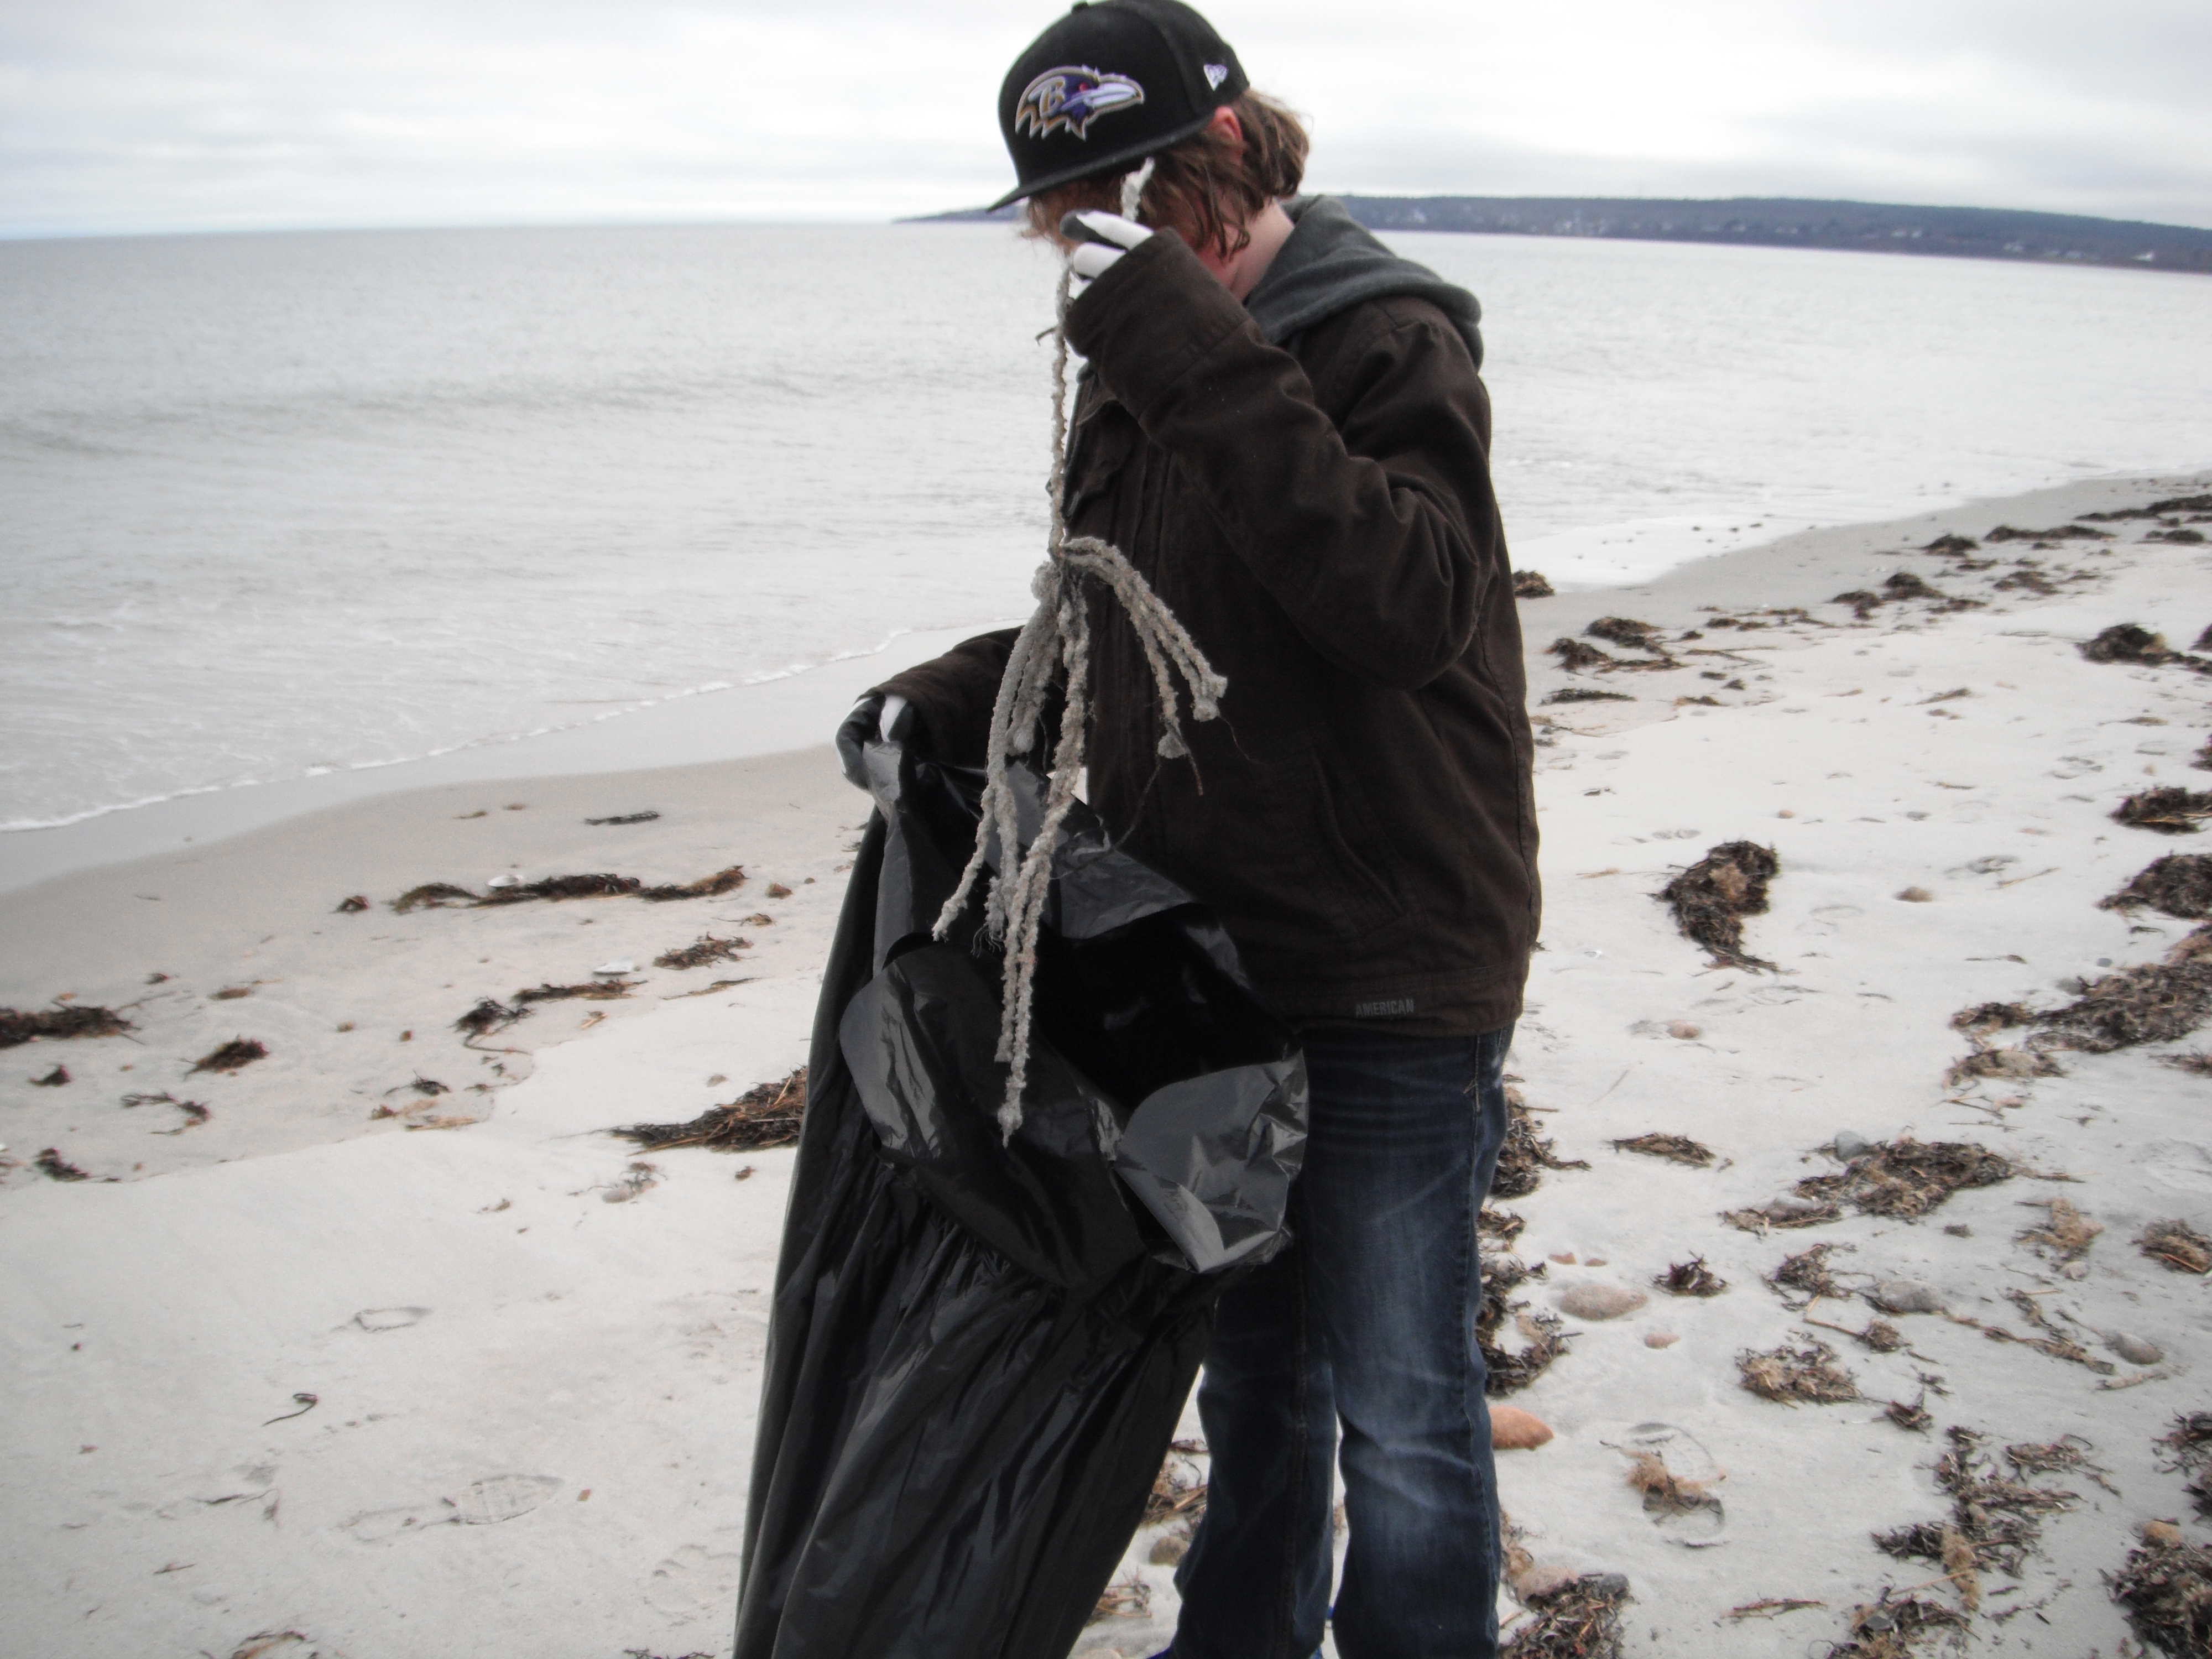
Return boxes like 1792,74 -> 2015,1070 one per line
4,468 -> 2209,1659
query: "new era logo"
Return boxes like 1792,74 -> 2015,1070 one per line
1203,61 -> 1228,90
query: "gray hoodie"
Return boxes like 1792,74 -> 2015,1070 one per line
1244,195 -> 1485,371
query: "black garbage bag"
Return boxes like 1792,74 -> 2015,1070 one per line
733,739 -> 1308,1659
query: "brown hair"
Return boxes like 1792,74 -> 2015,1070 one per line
1023,90 -> 1309,261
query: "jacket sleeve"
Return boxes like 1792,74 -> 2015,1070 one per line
879,628 -> 1067,773
1063,232 -> 1499,690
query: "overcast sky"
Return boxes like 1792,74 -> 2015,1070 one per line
4,0 -> 2208,239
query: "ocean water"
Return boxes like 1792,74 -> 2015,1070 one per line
3,222 -> 2209,832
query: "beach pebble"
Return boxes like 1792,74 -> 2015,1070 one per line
2107,1332 -> 2164,1366
487,873 -> 521,888
1581,1573 -> 1630,1600
1895,885 -> 1934,902
1561,1284 -> 1648,1320
591,959 -> 637,975
1514,1564 -> 1579,1602
1834,1130 -> 1872,1161
1666,1021 -> 1701,1040
1490,1406 -> 1554,1450
1550,1252 -> 1578,1265
1765,1194 -> 1828,1219
1149,1533 -> 1190,1565
1866,1280 -> 1947,1315
2145,1520 -> 2184,1547
1644,1332 -> 1681,1349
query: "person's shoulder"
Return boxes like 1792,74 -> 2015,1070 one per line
1297,293 -> 1480,400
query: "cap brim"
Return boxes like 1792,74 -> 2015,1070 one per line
985,107 -> 1220,211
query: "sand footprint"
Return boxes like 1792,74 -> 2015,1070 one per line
1609,1422 -> 1726,1547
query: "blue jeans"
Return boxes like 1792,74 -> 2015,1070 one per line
1166,1025 -> 1513,1659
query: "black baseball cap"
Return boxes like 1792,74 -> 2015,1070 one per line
991,0 -> 1249,210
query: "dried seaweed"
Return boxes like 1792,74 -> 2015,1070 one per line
122,1090 -> 210,1130
2031,926 -> 2212,1050
1088,1574 -> 1151,1625
612,1067 -> 807,1152
0,1005 -> 134,1048
475,873 -> 644,905
335,895 -> 370,913
1142,1444 -> 1208,1528
1480,1207 -> 1526,1243
31,1065 -> 68,1086
1724,1195 -> 1843,1233
35,1147 -> 90,1182
2104,854 -> 2212,919
1480,1259 -> 1573,1396
2081,623 -> 2187,665
1624,1451 -> 1719,1519
1976,1288 -> 2115,1375
1833,589 -> 1884,618
1923,534 -> 1980,554
1550,637 -> 1619,672
1492,1097 -> 1589,1198
1505,1572 -> 1629,1658
454,998 -> 529,1038
392,883 -> 478,912
1993,567 -> 2059,595
1738,1334 -> 1860,1404
1822,1592 -> 1971,1658
1944,1043 -> 2063,1086
1877,1426 -> 2081,1590
2116,788 -> 2212,834
2164,1052 -> 2212,1077
1950,1001 -> 2033,1035
1767,1243 -> 1850,1303
1656,1256 -> 1728,1297
639,865 -> 747,902
2139,1219 -> 2212,1275
2015,1198 -> 2102,1264
585,810 -> 660,826
1613,1133 -> 1714,1167
1587,616 -> 1666,652
1883,571 -> 1948,601
1792,1138 -> 2013,1220
653,935 -> 750,971
1986,523 -> 2112,542
1513,570 -> 1554,598
189,1037 -> 268,1074
1658,841 -> 1779,969
2110,1530 -> 2212,1657
1885,1395 -> 1934,1433
2158,1413 -> 2212,1519
1543,686 -> 1633,705
514,980 -> 635,1004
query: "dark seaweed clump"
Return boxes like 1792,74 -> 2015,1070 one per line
1658,841 -> 1779,970
1549,637 -> 1617,672
2158,1413 -> 2212,1520
1586,616 -> 1666,652
1491,1092 -> 1589,1199
35,1147 -> 91,1182
1923,533 -> 1979,554
1613,1132 -> 1715,1167
613,1067 -> 807,1152
1793,1138 -> 2013,1220
585,810 -> 660,826
1512,570 -> 1554,598
2033,927 -> 2212,1051
2110,1530 -> 2212,1657
2103,855 -> 2212,920
1656,1256 -> 1728,1296
475,873 -> 644,905
653,935 -> 750,971
2081,623 -> 2187,666
1543,687 -> 1632,705
1504,1572 -> 1629,1657
515,980 -> 635,1004
189,1038 -> 268,1074
2116,789 -> 2212,835
390,864 -> 744,912
1986,523 -> 2111,543
0,1005 -> 134,1048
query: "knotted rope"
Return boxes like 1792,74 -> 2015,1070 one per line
933,191 -> 1226,1139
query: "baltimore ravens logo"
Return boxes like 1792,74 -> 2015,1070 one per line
1015,65 -> 1145,140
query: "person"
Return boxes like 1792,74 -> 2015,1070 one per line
836,3 -> 1538,1653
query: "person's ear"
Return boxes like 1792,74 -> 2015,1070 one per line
1205,104 -> 1244,154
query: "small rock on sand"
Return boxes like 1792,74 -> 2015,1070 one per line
1766,1194 -> 1828,1219
1667,1021 -> 1700,1040
2107,1332 -> 2164,1366
1865,1279 -> 1946,1315
1834,1130 -> 1872,1161
1644,1332 -> 1680,1349
1490,1405 -> 1554,1449
1896,886 -> 1934,902
1513,1564 -> 1579,1601
1550,1252 -> 1578,1265
1561,1284 -> 1648,1320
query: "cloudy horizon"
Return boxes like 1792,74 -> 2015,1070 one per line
4,0 -> 2208,242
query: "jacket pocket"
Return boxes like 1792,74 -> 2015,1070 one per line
1062,402 -> 1137,525
1196,748 -> 1407,947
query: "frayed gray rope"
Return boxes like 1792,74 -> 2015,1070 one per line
933,239 -> 1225,1140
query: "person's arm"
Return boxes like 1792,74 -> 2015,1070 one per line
1065,231 -> 1499,690
875,628 -> 1027,770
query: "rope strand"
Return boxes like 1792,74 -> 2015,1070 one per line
933,258 -> 1226,1138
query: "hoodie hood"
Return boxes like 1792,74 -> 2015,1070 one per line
1243,196 -> 1483,371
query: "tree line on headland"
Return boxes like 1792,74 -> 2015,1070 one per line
912,196 -> 2212,275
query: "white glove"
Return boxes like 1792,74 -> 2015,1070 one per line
1062,210 -> 1153,282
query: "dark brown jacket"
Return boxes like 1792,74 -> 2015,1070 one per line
884,198 -> 1538,1034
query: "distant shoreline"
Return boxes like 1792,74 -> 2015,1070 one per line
907,194 -> 2212,276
